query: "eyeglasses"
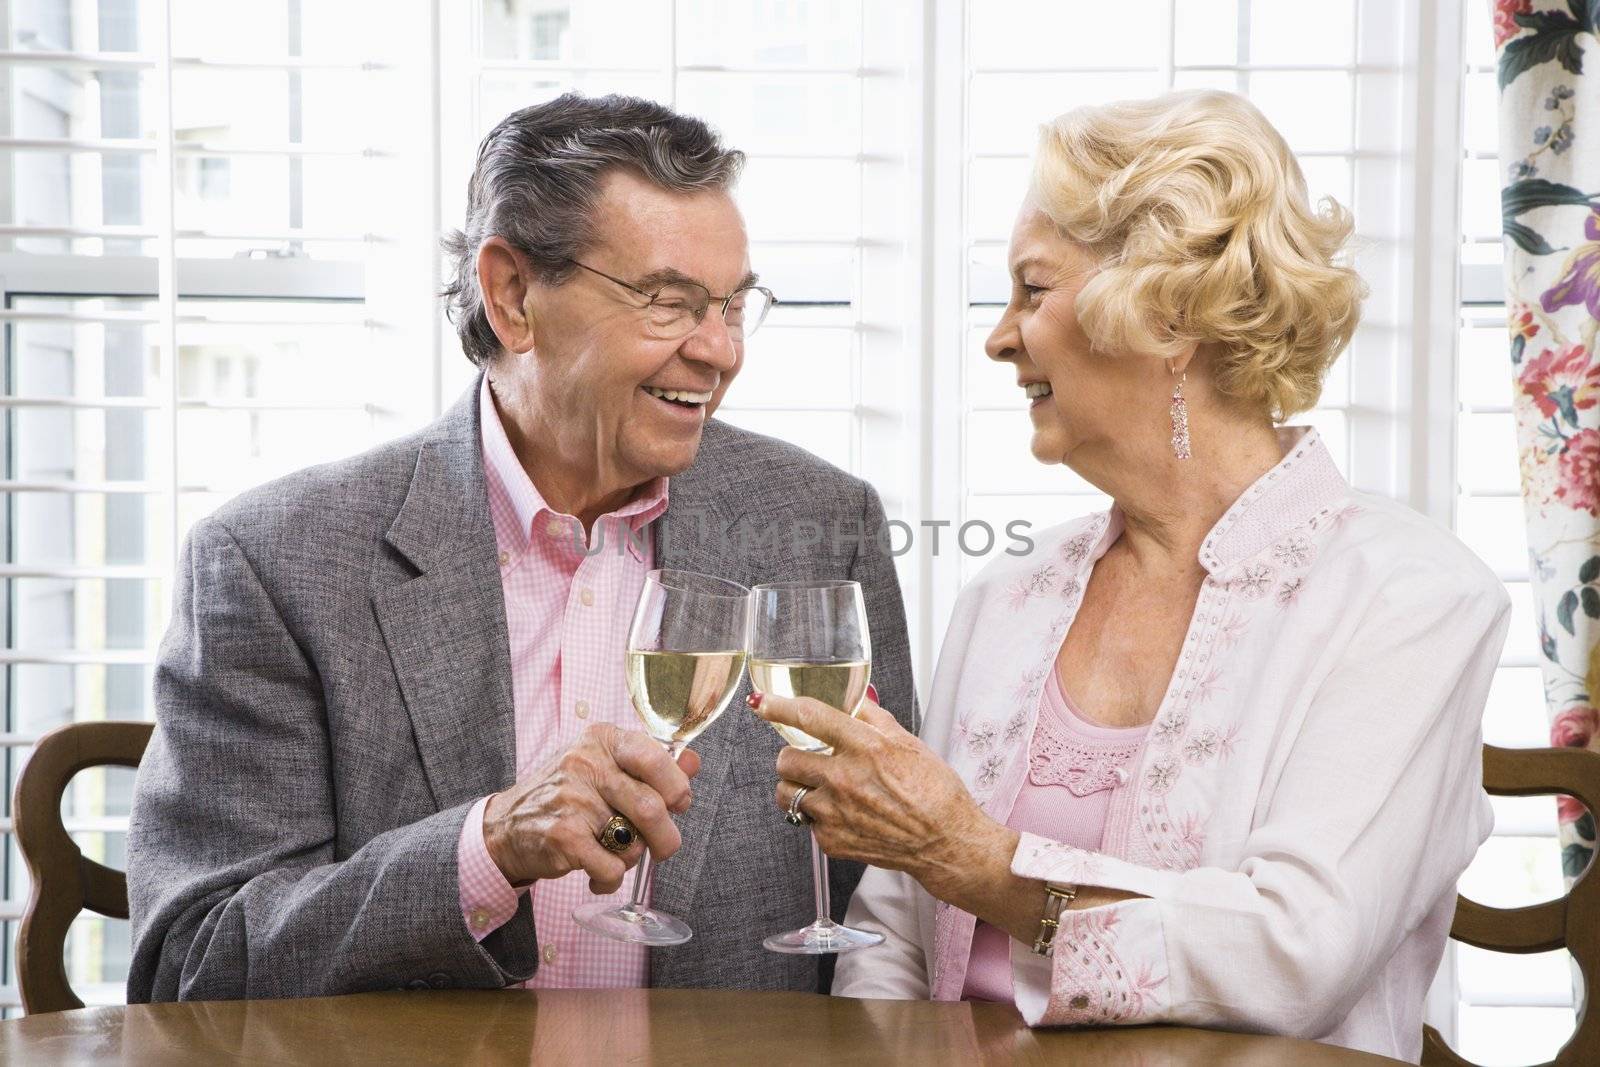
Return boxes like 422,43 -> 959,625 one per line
565,259 -> 776,342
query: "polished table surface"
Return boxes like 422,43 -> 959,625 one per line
0,989 -> 1406,1065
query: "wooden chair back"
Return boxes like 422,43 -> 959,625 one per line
12,720 -> 153,1014
1422,744 -> 1600,1067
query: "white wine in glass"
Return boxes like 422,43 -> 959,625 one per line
573,569 -> 749,946
746,659 -> 870,754
627,649 -> 747,746
748,579 -> 884,955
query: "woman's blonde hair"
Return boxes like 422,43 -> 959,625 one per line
1031,89 -> 1365,421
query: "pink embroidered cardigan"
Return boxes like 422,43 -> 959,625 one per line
832,428 -> 1511,1063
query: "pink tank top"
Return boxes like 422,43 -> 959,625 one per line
961,666 -> 1150,1003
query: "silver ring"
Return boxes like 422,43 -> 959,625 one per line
785,786 -> 812,827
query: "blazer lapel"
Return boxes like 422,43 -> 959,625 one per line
647,423 -> 752,919
372,386 -> 517,811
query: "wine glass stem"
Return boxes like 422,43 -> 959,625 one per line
625,739 -> 684,914
809,828 -> 832,927
625,843 -> 655,914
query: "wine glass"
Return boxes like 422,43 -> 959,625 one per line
747,579 -> 884,954
573,568 -> 749,945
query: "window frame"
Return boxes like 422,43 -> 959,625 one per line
0,251 -> 368,1008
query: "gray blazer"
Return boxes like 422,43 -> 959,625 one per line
127,378 -> 916,1001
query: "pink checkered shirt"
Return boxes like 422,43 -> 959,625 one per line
456,375 -> 669,989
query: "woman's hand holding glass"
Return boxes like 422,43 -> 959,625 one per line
758,694 -> 1144,945
754,694 -> 1009,903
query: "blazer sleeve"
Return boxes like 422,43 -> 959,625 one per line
1007,567 -> 1509,1037
127,517 -> 539,1002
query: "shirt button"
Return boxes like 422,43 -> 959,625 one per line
575,700 -> 590,719
542,945 -> 558,964
470,908 -> 490,931
497,551 -> 510,567
546,520 -> 565,539
580,588 -> 595,607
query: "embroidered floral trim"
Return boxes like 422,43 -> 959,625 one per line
1029,564 -> 1059,595
1217,722 -> 1242,762
965,720 -> 996,754
955,703 -> 980,745
1217,611 -> 1249,650
1150,712 -> 1188,747
1191,668 -> 1224,705
1002,708 -> 1031,746
1272,533 -> 1315,569
1232,562 -> 1277,600
1060,530 -> 1098,564
1182,728 -> 1219,765
1048,909 -> 1168,1024
1029,711 -> 1146,796
1307,501 -> 1365,533
974,751 -> 1006,791
1177,810 -> 1206,853
1115,581 -> 1238,867
1004,579 -> 1038,612
1011,665 -> 1047,704
1276,577 -> 1304,607
1002,551 -> 1073,612
1023,839 -> 1106,883
1145,757 -> 1179,794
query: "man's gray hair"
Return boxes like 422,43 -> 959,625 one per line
441,92 -> 745,367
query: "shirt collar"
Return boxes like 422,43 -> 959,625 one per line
1093,426 -> 1348,578
478,375 -> 669,561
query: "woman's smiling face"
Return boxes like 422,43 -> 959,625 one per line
984,200 -> 1175,481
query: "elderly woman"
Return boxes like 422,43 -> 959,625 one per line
750,90 -> 1508,1061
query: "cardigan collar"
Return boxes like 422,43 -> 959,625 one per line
1092,426 -> 1349,579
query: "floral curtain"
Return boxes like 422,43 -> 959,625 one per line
1494,0 -> 1600,879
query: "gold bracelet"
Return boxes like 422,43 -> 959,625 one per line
1031,882 -> 1079,957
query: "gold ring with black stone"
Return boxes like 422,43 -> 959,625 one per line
599,814 -> 636,853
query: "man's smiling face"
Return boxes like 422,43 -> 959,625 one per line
520,169 -> 754,483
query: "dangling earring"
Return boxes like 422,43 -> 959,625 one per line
1169,370 -> 1192,461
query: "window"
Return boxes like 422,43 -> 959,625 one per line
0,0 -> 434,1014
0,2 -> 1554,1045
955,0 -> 1367,586
527,11 -> 569,61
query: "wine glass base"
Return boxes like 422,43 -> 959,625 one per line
572,901 -> 693,946
762,920 -> 883,955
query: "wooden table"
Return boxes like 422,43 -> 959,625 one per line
0,989 -> 1406,1065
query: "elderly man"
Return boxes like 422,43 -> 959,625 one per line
127,93 -> 914,1000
